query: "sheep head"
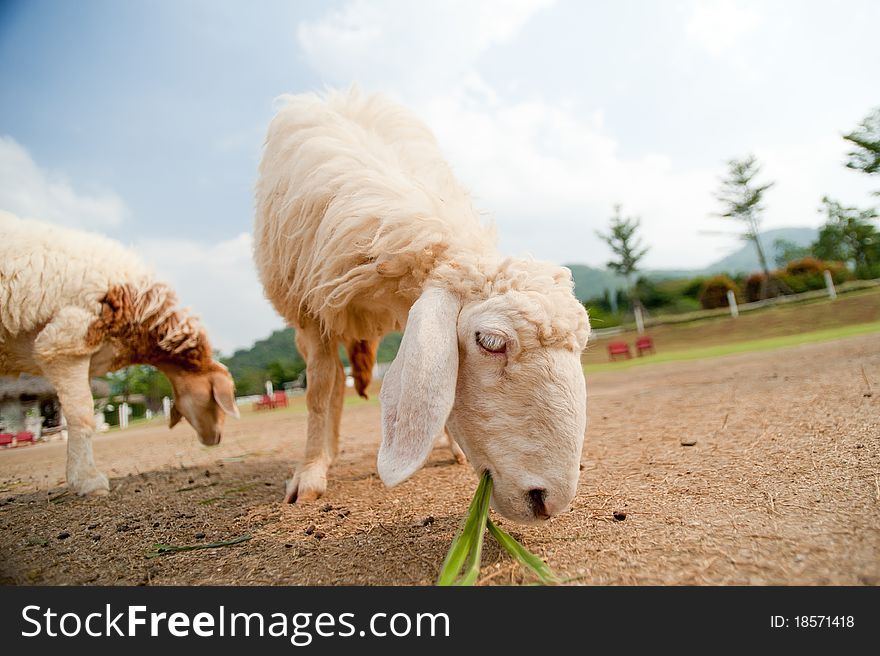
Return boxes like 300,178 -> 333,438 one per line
166,361 -> 239,446
379,259 -> 590,524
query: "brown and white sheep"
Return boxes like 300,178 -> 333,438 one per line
0,211 -> 238,495
254,89 -> 590,523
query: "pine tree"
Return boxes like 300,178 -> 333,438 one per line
596,205 -> 649,312
843,107 -> 880,193
715,155 -> 777,299
813,197 -> 880,276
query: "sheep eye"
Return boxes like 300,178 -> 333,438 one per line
476,331 -> 506,354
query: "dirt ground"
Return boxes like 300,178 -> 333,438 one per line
1,334 -> 878,586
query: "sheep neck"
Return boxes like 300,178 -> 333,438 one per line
86,282 -> 213,374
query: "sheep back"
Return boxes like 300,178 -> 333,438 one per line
253,88 -> 496,340
0,211 -> 153,340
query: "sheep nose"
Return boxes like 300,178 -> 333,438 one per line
528,488 -> 551,520
200,431 -> 222,446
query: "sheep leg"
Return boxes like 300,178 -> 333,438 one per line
39,356 -> 109,495
284,326 -> 344,503
330,353 -> 345,458
437,428 -> 467,465
449,433 -> 467,465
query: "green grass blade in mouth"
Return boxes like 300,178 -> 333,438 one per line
437,472 -> 559,586
487,519 -> 558,585
437,471 -> 493,586
453,473 -> 492,586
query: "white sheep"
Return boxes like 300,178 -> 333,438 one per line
0,212 -> 239,495
254,89 -> 590,523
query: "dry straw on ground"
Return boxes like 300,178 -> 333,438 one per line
0,334 -> 877,585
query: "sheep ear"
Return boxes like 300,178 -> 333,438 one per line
378,286 -> 460,487
212,371 -> 240,419
169,405 -> 183,428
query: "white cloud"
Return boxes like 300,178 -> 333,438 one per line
757,135 -> 878,229
0,136 -> 279,353
296,1 -> 729,268
135,233 -> 285,355
294,0 -> 876,272
0,135 -> 129,229
417,86 -> 725,267
685,0 -> 764,56
297,0 -> 555,97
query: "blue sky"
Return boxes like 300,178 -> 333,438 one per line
1,0 -> 878,353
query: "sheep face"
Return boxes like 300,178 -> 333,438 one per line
445,298 -> 586,523
379,285 -> 588,524
167,363 -> 239,445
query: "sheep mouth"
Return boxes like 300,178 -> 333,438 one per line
198,432 -> 222,446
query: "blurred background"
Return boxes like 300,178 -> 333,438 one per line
1,0 -> 878,402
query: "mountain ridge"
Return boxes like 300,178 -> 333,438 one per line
565,226 -> 817,300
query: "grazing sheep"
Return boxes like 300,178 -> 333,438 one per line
255,89 -> 590,523
0,212 -> 238,495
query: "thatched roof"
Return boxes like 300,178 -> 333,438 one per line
0,375 -> 110,402
0,374 -> 55,400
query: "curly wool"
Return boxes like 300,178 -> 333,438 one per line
431,258 -> 590,352
0,211 -> 207,370
254,88 -> 589,351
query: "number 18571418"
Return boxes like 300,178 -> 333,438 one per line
794,616 -> 854,628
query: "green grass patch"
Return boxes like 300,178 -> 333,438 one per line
238,392 -> 378,419
585,320 -> 880,374
145,535 -> 252,558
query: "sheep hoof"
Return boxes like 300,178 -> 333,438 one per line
453,452 -> 468,466
69,471 -> 110,496
293,488 -> 323,503
284,467 -> 326,504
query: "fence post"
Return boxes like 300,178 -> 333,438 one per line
634,305 -> 645,334
265,380 -> 274,396
119,402 -> 129,429
727,290 -> 739,318
823,270 -> 837,300
162,396 -> 171,419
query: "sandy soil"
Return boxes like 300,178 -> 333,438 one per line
1,334 -> 878,585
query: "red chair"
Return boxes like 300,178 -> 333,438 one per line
15,431 -> 34,445
607,341 -> 632,360
635,335 -> 655,356
0,433 -> 13,447
272,391 -> 288,408
253,394 -> 270,411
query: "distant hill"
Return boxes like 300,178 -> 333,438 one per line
221,328 -> 303,395
222,327 -> 402,395
701,227 -> 817,275
565,265 -> 626,302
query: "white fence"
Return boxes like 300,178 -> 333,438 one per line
590,277 -> 880,340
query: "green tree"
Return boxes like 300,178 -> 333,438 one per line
843,107 -> 880,193
813,197 -> 880,276
105,369 -> 136,404
105,365 -> 172,411
596,205 -> 649,311
267,359 -> 305,388
773,238 -> 811,268
221,327 -> 405,396
715,154 -> 776,298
